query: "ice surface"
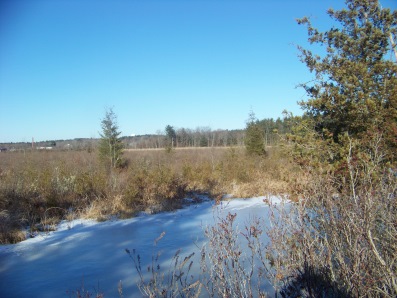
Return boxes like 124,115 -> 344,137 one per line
0,196 -> 283,297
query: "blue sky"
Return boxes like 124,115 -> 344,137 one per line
1,0 -> 396,142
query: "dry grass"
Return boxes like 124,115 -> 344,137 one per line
0,146 -> 299,244
127,140 -> 397,297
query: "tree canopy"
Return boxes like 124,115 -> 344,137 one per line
297,0 -> 397,158
277,2 -> 397,296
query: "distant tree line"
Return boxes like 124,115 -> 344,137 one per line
0,138 -> 97,151
123,128 -> 245,149
0,116 -> 293,151
122,116 -> 293,150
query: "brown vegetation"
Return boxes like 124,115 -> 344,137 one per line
127,135 -> 397,298
0,146 -> 295,244
128,209 -> 273,297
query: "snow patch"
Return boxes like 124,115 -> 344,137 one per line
0,196 -> 282,297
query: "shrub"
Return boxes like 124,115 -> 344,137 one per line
267,137 -> 397,297
128,205 -> 275,298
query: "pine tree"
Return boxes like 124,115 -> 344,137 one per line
244,111 -> 266,156
98,108 -> 124,169
165,125 -> 176,152
297,0 -> 397,157
275,3 -> 397,296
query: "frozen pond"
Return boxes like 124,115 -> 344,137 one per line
0,196 -> 280,297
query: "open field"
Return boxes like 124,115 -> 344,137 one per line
124,146 -> 237,151
0,146 -> 299,244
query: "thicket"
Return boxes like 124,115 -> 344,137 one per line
274,1 -> 397,295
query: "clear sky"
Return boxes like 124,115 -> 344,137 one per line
1,0 -> 396,142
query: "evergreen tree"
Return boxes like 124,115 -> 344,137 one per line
98,108 -> 124,169
278,2 -> 397,295
244,111 -> 266,156
297,0 -> 397,157
165,125 -> 176,151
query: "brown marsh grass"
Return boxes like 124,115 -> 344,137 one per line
0,146 -> 298,243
